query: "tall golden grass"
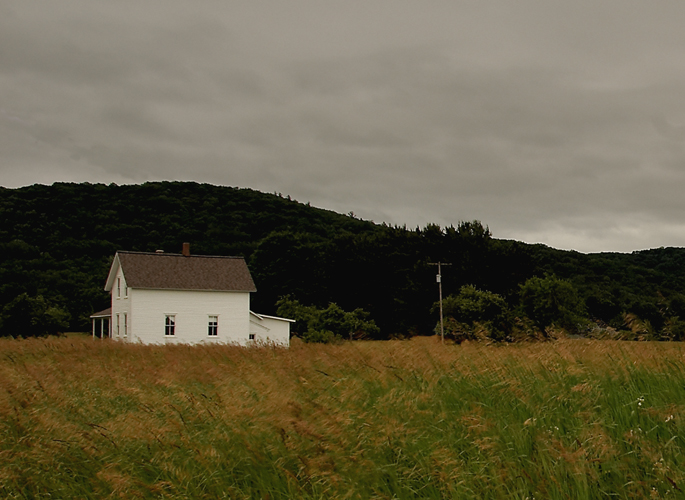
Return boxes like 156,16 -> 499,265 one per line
2,336 -> 685,498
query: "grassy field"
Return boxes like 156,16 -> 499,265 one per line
2,336 -> 685,499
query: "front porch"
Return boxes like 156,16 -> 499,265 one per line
90,308 -> 111,339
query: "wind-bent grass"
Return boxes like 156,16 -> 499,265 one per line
2,336 -> 685,499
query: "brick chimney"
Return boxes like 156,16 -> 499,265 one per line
182,242 -> 190,257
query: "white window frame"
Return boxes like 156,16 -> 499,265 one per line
208,315 -> 218,336
116,314 -> 120,337
117,278 -> 121,299
123,313 -> 128,337
249,333 -> 255,340
165,315 -> 176,336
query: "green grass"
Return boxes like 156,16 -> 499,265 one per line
2,336 -> 685,498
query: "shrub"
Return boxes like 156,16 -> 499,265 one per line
519,275 -> 587,334
623,312 -> 657,341
662,316 -> 685,341
301,329 -> 340,344
436,285 -> 512,342
0,293 -> 71,337
276,297 -> 380,342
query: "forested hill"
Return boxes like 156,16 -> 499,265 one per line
2,181 -> 685,338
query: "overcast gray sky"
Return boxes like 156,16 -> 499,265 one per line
2,1 -> 685,253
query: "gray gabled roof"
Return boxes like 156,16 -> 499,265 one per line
105,251 -> 257,292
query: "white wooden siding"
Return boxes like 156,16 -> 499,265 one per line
249,313 -> 292,346
126,288 -> 251,345
110,266 -> 131,340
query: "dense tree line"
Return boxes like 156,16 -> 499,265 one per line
2,181 -> 685,339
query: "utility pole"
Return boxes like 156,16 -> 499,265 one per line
429,262 -> 452,343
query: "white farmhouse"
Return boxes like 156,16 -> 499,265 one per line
91,244 -> 293,346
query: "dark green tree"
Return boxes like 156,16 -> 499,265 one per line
276,297 -> 380,342
4,182 -> 685,339
519,275 -> 587,334
0,293 -> 71,337
437,285 -> 512,342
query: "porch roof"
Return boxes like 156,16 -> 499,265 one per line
90,308 -> 112,319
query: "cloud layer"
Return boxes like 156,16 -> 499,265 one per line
3,1 -> 685,252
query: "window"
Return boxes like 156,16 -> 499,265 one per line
123,314 -> 128,337
249,333 -> 255,340
116,314 -> 120,337
117,278 -> 121,299
208,316 -> 218,336
165,315 -> 175,336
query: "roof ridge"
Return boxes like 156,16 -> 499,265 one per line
116,250 -> 245,259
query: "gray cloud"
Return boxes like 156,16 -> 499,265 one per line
2,1 -> 685,252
